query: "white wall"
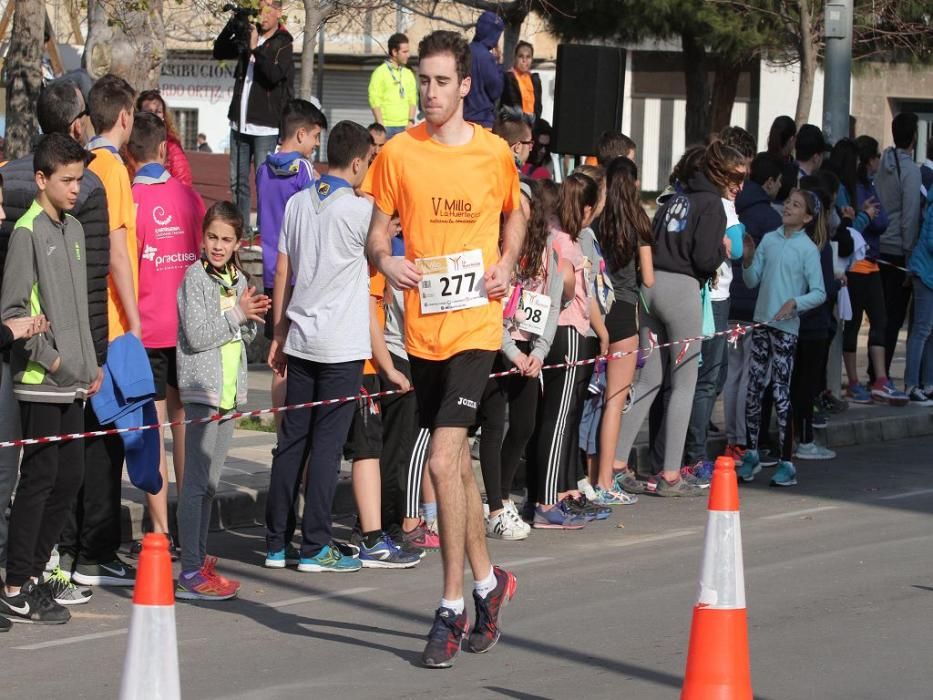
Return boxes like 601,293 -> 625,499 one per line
757,60 -> 826,148
160,58 -> 236,153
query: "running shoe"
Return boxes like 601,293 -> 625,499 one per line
297,544 -> 362,573
681,460 -> 713,488
503,501 -> 531,535
385,524 -> 426,560
811,408 -> 828,429
358,533 -> 421,569
612,469 -> 647,495
846,382 -> 873,404
770,461 -> 798,487
422,606 -> 469,669
724,444 -> 746,461
486,510 -> 529,540
564,495 -> 611,521
907,386 -> 933,407
264,543 -> 301,568
401,520 -> 441,550
469,566 -> 518,654
758,449 -> 779,467
532,502 -> 587,529
872,379 -> 909,406
43,567 -> 92,606
654,475 -> 705,497
922,385 -> 933,401
592,485 -> 638,506
0,580 -> 70,624
72,558 -> 137,587
576,478 -> 598,501
819,390 -> 848,414
736,449 -> 762,482
175,558 -> 240,601
794,442 -> 837,460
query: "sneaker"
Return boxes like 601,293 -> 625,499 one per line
811,408 -> 828,429
72,558 -> 137,587
503,501 -> 531,535
819,391 -> 848,414
681,460 -> 713,488
907,386 -> 933,407
770,461 -> 798,487
358,533 -> 421,569
422,606 -> 469,669
592,485 -> 638,506
846,382 -> 873,404
576,478 -> 598,501
520,500 -> 536,524
297,543 -> 363,573
758,449 -> 779,467
333,541 -> 361,559
469,566 -> 517,654
564,494 -> 611,521
612,469 -> 647,495
486,510 -> 529,540
0,615 -> 9,632
385,524 -> 427,560
794,442 -> 837,460
43,567 -> 92,606
922,385 -> 933,401
724,444 -> 746,461
402,520 -> 441,550
654,475 -> 705,497
532,502 -> 587,529
872,379 -> 909,406
129,535 -> 179,561
736,450 -> 761,482
0,580 -> 70,624
175,558 -> 240,601
264,543 -> 301,568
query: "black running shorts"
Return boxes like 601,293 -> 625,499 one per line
409,350 -> 497,430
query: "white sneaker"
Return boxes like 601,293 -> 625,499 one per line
486,510 -> 529,540
503,501 -> 531,534
794,442 -> 837,460
577,478 -> 598,501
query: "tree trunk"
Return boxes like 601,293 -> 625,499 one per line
709,57 -> 741,136
501,5 -> 528,67
83,0 -> 165,90
300,1 -> 335,101
682,31 -> 710,146
5,0 -> 46,159
795,0 -> 817,126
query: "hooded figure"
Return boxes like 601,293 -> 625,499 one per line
463,11 -> 505,128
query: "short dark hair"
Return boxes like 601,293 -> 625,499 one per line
197,132 -> 207,140
37,80 -> 85,136
388,33 -> 408,54
515,40 -> 533,56
596,131 -> 636,168
88,73 -> 136,134
494,107 -> 531,146
418,30 -> 471,83
326,120 -> 374,168
795,124 -> 828,163
34,132 -> 91,177
719,125 -> 756,160
749,152 -> 783,186
281,98 -> 328,141
367,122 -> 387,135
891,112 -> 918,150
128,111 -> 167,164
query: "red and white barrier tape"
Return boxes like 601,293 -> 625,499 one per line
0,320 -> 767,449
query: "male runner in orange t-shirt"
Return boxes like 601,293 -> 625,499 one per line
365,30 -> 526,669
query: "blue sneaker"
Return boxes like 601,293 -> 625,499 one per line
532,502 -> 587,529
736,450 -> 761,482
871,380 -> 909,407
264,544 -> 300,569
846,382 -> 872,405
297,544 -> 363,573
770,461 -> 798,487
593,486 -> 638,506
358,533 -> 421,569
681,460 -> 713,488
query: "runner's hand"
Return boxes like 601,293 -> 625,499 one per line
383,256 -> 421,290
524,355 -> 543,378
484,260 -> 511,300
384,367 -> 411,393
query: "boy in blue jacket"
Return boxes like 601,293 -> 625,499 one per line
463,11 -> 505,128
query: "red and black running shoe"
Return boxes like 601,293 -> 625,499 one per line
421,606 -> 469,668
469,566 -> 518,654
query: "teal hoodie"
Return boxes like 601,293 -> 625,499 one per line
742,226 -> 826,336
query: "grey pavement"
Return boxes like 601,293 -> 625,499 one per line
5,435 -> 933,699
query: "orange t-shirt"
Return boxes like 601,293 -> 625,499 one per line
512,70 -> 535,115
364,123 -> 520,361
364,272 -> 386,375
88,146 -> 139,340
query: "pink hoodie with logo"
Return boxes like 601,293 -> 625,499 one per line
133,164 -> 206,348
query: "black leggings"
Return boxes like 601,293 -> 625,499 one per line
844,271 -> 886,353
791,336 -> 829,445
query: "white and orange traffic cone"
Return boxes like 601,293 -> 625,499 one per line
681,456 -> 753,700
120,533 -> 181,700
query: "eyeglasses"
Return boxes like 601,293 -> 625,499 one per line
71,109 -> 88,124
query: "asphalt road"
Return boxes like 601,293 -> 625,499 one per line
3,436 -> 932,700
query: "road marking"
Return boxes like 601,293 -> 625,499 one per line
13,628 -> 128,651
877,488 -> 933,501
605,529 -> 697,548
267,586 -> 376,609
497,556 -> 553,568
759,505 -> 840,520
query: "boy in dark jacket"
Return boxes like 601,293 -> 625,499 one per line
463,11 -> 505,128
0,134 -> 100,625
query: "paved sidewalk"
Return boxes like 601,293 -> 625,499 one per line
120,334 -> 930,539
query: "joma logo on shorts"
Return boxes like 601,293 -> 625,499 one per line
432,197 -> 472,215
457,397 -> 478,409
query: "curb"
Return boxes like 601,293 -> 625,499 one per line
120,407 -> 933,541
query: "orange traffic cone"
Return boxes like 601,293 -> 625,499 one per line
681,456 -> 753,700
119,533 -> 181,700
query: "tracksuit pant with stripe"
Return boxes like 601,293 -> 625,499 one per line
527,326 -> 587,505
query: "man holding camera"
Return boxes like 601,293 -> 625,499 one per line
213,0 -> 295,226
